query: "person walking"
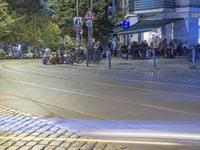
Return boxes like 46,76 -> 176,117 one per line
159,38 -> 167,57
107,40 -> 113,56
128,41 -> 135,60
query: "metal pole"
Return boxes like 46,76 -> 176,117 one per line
192,46 -> 196,66
77,0 -> 80,17
109,52 -> 111,69
76,0 -> 80,51
86,0 -> 91,67
91,0 -> 93,39
153,48 -> 157,68
87,27 -> 90,67
90,0 -> 93,62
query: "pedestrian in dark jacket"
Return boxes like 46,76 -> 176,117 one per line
121,43 -> 128,59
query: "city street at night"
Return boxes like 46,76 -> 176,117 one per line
0,58 -> 200,149
1,0 -> 200,149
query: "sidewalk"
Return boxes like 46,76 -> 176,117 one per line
62,57 -> 200,86
68,56 -> 199,71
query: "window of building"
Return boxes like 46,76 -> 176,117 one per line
199,18 -> 200,26
171,22 -> 174,40
198,28 -> 200,44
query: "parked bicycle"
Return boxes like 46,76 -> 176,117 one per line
183,45 -> 200,62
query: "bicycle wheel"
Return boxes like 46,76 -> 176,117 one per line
183,48 -> 192,62
75,55 -> 85,63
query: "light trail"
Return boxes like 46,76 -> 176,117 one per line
86,131 -> 200,141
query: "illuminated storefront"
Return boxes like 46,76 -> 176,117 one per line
116,0 -> 200,45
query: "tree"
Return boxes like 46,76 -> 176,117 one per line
48,0 -> 112,43
8,13 -> 61,50
4,0 -> 61,49
0,0 -> 13,42
40,17 -> 62,49
48,0 -> 76,40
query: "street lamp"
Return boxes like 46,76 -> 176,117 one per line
76,0 -> 93,67
77,0 -> 80,17
86,0 -> 93,67
76,0 -> 81,50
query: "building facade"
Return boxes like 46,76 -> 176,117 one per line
110,0 -> 200,45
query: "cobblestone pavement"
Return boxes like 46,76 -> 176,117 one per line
0,105 -> 199,150
0,105 -> 123,150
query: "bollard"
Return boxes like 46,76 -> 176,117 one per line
146,48 -> 149,58
153,49 -> 157,68
192,46 -> 196,66
107,51 -> 111,69
87,47 -> 89,67
190,46 -> 197,69
109,53 -> 111,69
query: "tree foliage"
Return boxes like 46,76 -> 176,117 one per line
0,0 -> 112,48
9,14 -> 61,49
48,0 -> 112,42
1,0 -> 61,49
0,0 -> 13,41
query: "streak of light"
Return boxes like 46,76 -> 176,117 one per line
86,131 -> 200,141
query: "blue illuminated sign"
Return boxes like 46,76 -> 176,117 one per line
122,21 -> 130,29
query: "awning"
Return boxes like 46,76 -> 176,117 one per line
117,18 -> 183,35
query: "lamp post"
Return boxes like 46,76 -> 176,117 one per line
77,0 -> 80,17
86,0 -> 92,67
91,0 -> 93,40
76,0 -> 81,51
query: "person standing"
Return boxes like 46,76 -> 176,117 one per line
107,40 -> 113,55
121,43 -> 128,59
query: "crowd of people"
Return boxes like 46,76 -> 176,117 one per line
42,43 -> 103,65
42,50 -> 67,65
107,38 -> 195,60
42,38 -> 200,65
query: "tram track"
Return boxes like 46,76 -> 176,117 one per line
0,90 -> 146,131
1,63 -> 200,99
0,91 -> 101,120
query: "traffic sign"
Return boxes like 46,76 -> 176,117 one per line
84,9 -> 96,20
74,17 -> 83,32
86,20 -> 92,28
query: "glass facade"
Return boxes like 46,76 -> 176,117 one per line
199,18 -> 200,43
129,0 -> 175,12
119,0 -> 200,45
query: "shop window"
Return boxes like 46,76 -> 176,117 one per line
198,28 -> 200,44
199,18 -> 200,26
